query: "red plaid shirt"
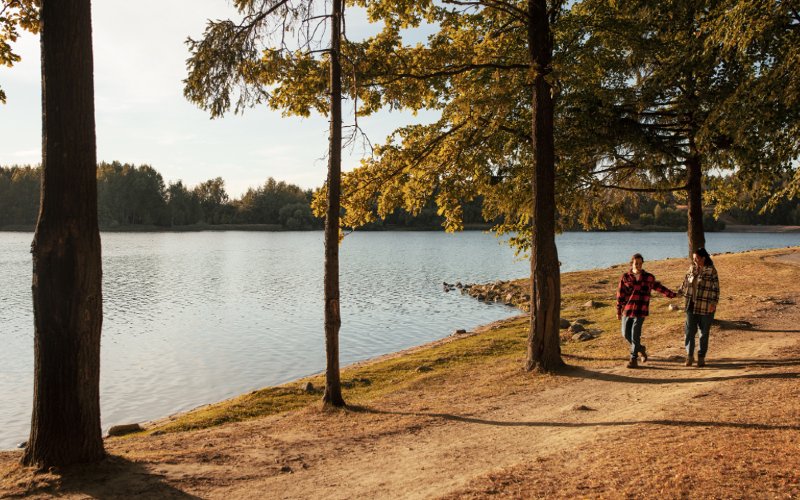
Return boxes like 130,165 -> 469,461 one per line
616,271 -> 677,317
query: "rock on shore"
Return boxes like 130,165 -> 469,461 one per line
456,280 -> 532,311
454,279 -> 604,343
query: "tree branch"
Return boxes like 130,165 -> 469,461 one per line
789,8 -> 799,26
498,124 -> 531,144
596,183 -> 688,193
347,120 -> 469,197
366,62 -> 528,86
441,0 -> 529,22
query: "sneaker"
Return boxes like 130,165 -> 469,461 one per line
639,346 -> 648,363
684,355 -> 694,367
626,358 -> 638,369
697,357 -> 705,368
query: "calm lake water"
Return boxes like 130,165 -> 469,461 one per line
2,230 -> 799,449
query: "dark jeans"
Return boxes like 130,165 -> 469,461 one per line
621,316 -> 646,360
685,311 -> 714,358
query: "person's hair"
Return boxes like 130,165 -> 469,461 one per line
693,247 -> 714,267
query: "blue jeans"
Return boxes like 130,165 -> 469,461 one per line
621,316 -> 646,360
685,311 -> 714,358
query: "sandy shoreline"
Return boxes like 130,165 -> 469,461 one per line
722,224 -> 800,233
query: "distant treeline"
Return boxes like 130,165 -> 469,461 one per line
620,181 -> 800,229
2,163 -> 797,230
0,163 -> 486,230
0,163 -> 319,229
622,194 -> 728,232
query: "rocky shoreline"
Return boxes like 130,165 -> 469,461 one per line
443,280 -> 530,310
444,280 -> 606,343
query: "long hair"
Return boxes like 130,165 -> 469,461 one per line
694,247 -> 714,267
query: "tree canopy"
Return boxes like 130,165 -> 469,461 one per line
704,0 -> 800,214
0,0 -> 39,103
563,0 -> 797,252
273,0 -> 797,248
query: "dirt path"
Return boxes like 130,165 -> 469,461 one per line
219,326 -> 798,499
2,249 -> 799,498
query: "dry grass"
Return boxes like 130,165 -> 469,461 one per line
444,343 -> 800,500
144,316 -> 541,435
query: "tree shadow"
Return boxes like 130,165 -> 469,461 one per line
348,405 -> 800,432
701,357 -> 800,369
563,353 -> 623,362
637,357 -> 800,369
15,455 -> 198,499
713,318 -> 800,333
562,365 -> 800,385
563,354 -> 800,368
713,319 -> 755,330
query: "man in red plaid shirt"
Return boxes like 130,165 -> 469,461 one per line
616,253 -> 677,368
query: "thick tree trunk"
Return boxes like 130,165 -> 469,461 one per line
686,151 -> 705,257
322,0 -> 345,408
525,0 -> 564,373
22,0 -> 105,468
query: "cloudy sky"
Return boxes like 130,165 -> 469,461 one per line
0,1 -> 432,198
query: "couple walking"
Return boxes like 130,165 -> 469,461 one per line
615,248 -> 719,369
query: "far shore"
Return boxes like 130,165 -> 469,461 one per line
2,223 -> 798,233
721,224 -> 800,233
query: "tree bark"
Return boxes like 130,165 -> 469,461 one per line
525,0 -> 564,373
22,0 -> 105,468
686,150 -> 705,257
322,0 -> 345,408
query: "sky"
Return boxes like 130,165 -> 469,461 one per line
0,1 -> 434,198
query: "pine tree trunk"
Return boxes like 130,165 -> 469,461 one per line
686,151 -> 705,257
525,0 -> 564,373
322,0 -> 345,408
22,0 -> 105,468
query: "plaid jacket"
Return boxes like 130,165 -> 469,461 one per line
616,271 -> 677,318
678,264 -> 720,315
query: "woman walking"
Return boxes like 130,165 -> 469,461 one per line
678,248 -> 720,367
616,253 -> 677,368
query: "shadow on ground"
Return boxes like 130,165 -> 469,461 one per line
3,455 -> 197,499
348,405 -> 800,432
564,354 -> 800,368
714,318 -> 800,333
562,364 -> 800,385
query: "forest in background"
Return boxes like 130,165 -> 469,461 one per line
0,162 -> 486,230
2,162 -> 797,231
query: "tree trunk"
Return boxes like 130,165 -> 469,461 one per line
322,0 -> 345,408
686,150 -> 705,257
525,0 -> 564,373
22,0 -> 105,468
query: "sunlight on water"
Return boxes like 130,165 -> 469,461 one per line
2,230 -> 799,448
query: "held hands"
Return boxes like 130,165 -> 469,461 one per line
710,304 -> 716,313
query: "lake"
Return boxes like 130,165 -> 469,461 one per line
2,230 -> 799,449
